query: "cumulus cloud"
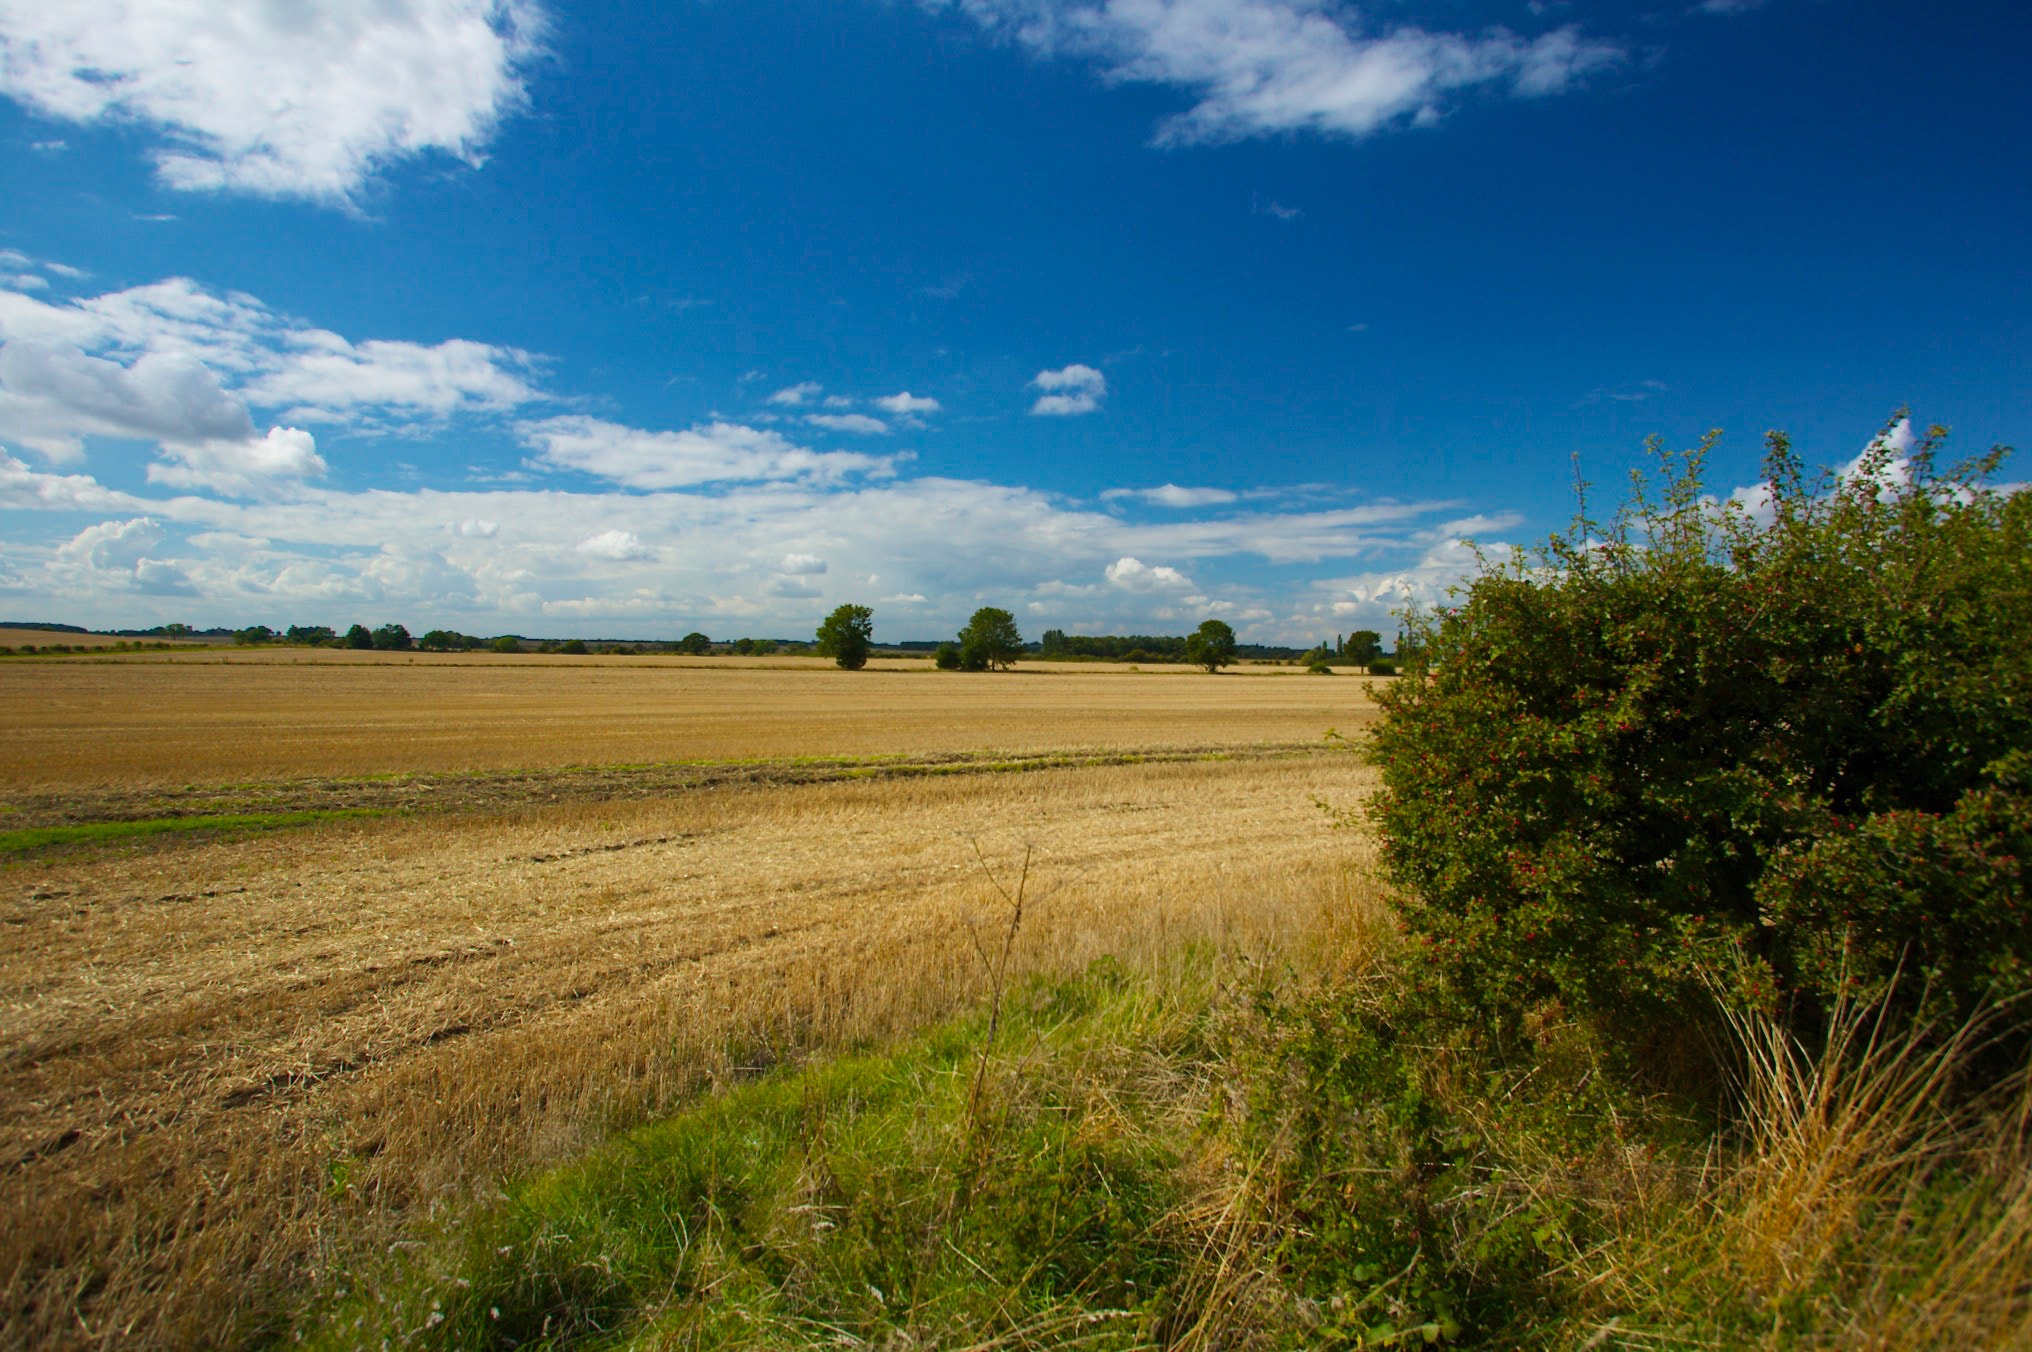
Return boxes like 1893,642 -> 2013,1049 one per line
875,391 -> 942,415
520,415 -> 896,489
575,529 -> 656,562
51,516 -> 194,593
1031,362 -> 1107,416
147,425 -> 326,498
943,0 -> 1622,145
768,381 -> 823,406
764,576 -> 824,598
1103,482 -> 1237,507
447,517 -> 500,538
1104,555 -> 1194,591
0,0 -> 546,204
0,339 -> 253,461
0,278 -> 541,472
803,412 -> 891,435
779,552 -> 828,575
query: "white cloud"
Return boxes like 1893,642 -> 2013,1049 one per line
50,516 -> 194,593
147,425 -> 326,498
945,0 -> 1622,145
875,391 -> 942,415
1103,482 -> 1237,507
779,552 -> 828,575
575,529 -> 656,562
803,412 -> 891,435
1104,555 -> 1194,591
764,576 -> 824,598
519,415 -> 897,489
768,381 -> 823,406
0,338 -> 254,461
1,273 -> 48,292
0,278 -> 541,470
1031,362 -> 1106,416
447,517 -> 500,538
0,0 -> 546,204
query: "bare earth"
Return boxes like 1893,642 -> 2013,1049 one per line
0,654 -> 1382,1349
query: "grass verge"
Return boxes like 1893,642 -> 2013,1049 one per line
305,947 -> 2032,1349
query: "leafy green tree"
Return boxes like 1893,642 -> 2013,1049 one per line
285,624 -> 335,646
814,605 -> 874,670
232,625 -> 274,645
344,624 -> 375,650
958,607 -> 1023,671
933,641 -> 963,670
1368,421 -> 2031,1053
678,631 -> 712,655
490,635 -> 522,653
559,638 -> 589,655
1184,619 -> 1238,672
1040,628 -> 1068,658
370,623 -> 411,651
1344,629 -> 1384,670
418,629 -> 462,651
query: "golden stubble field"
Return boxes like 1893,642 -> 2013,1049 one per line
0,654 -> 1386,1349
0,649 -> 1370,790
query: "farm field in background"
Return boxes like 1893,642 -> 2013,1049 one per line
0,655 -> 1376,1348
0,650 -> 1375,790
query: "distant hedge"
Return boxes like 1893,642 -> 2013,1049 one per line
1368,422 -> 2031,1057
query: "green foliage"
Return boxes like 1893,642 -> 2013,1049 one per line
370,623 -> 412,651
1183,619 -> 1238,672
559,638 -> 589,655
1345,629 -> 1385,667
489,635 -> 521,653
958,607 -> 1023,671
815,604 -> 875,670
284,624 -> 334,646
417,629 -> 462,651
1368,420 -> 2032,1050
678,630 -> 713,655
343,623 -> 375,650
933,640 -> 962,670
232,625 -> 273,645
1366,658 -> 1397,677
1307,660 -> 1334,675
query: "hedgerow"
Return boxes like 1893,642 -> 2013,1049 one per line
1368,419 -> 2031,1058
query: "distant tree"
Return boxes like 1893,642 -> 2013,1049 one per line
371,623 -> 412,651
958,607 -> 1023,671
344,624 -> 375,649
1040,628 -> 1068,658
490,635 -> 521,653
933,641 -> 963,670
285,624 -> 335,646
815,604 -> 874,670
233,625 -> 274,645
1184,619 -> 1239,673
418,629 -> 462,651
1345,629 -> 1384,670
559,638 -> 589,655
678,631 -> 712,655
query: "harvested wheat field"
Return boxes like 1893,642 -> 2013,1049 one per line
0,656 -> 1382,1349
0,650 -> 1372,791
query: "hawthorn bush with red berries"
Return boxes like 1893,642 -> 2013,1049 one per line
1368,421 -> 2031,1053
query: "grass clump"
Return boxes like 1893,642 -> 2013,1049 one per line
0,807 -> 392,856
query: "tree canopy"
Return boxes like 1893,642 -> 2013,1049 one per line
1183,619 -> 1238,672
815,605 -> 874,670
958,607 -> 1023,671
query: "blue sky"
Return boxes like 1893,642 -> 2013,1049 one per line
0,0 -> 2024,642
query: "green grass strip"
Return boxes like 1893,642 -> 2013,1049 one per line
0,808 -> 393,856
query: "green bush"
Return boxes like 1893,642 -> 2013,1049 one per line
1368,422 -> 2031,1053
815,603 -> 874,670
490,635 -> 521,653
559,638 -> 589,655
933,640 -> 962,670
